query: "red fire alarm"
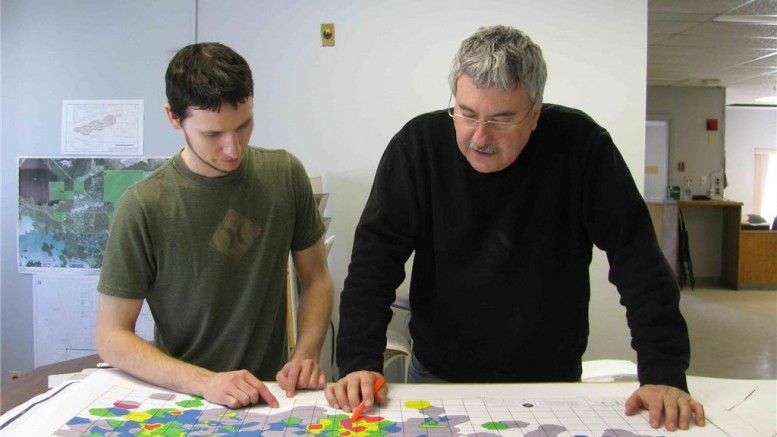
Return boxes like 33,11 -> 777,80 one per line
706,119 -> 719,131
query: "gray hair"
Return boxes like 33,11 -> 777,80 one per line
449,25 -> 547,105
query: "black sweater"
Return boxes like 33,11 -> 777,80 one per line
337,104 -> 690,391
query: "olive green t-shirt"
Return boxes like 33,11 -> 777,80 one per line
98,147 -> 325,379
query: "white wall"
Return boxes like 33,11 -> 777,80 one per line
725,106 -> 777,217
1,0 -> 647,381
1,0 -> 192,382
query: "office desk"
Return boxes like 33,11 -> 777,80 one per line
678,200 -> 743,289
0,354 -> 100,414
1,367 -> 773,436
647,200 -> 743,289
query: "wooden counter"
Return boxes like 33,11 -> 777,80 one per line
647,200 -> 743,289
738,230 -> 777,287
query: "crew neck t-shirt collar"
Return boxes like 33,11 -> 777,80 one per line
172,149 -> 248,188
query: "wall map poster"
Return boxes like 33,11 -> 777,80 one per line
61,100 -> 144,155
18,157 -> 168,273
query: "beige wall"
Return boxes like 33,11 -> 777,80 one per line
647,85 -> 727,197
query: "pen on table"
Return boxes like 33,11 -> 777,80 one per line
350,376 -> 385,421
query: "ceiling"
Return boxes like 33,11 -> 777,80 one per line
648,0 -> 777,105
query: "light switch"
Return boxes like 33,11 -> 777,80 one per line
321,23 -> 335,47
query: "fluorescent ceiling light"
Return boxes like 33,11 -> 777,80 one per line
713,15 -> 777,25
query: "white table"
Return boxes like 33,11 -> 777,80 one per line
1,369 -> 773,436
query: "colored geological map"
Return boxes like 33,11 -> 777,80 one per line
54,386 -> 664,437
18,157 -> 167,273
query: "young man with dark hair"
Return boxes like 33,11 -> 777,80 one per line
96,42 -> 333,409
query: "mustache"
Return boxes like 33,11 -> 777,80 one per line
467,141 -> 498,154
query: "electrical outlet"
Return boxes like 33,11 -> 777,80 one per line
701,175 -> 708,185
9,370 -> 22,381
684,177 -> 693,187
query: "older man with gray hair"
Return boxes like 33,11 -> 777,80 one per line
327,25 -> 705,432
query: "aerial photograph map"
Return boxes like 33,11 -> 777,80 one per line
18,157 -> 167,273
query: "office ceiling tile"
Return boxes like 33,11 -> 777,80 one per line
647,0 -> 777,104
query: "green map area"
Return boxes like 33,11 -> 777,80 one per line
18,157 -> 167,273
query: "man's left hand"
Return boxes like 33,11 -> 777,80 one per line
625,384 -> 705,431
276,358 -> 326,397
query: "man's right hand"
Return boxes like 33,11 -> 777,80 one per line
201,369 -> 279,409
325,370 -> 387,412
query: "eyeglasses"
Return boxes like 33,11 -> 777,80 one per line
447,94 -> 535,132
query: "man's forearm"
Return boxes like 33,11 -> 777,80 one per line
292,275 -> 333,361
96,329 -> 213,396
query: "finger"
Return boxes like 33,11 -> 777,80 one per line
677,397 -> 692,430
255,381 -> 280,408
316,371 -> 326,389
224,394 -> 242,409
691,400 -> 706,426
345,377 -> 364,411
663,396 -> 679,431
285,363 -> 302,397
360,375 -> 377,407
648,400 -> 663,429
235,380 -> 260,406
298,364 -> 316,389
334,381 -> 351,411
297,361 -> 318,389
325,384 -> 340,408
330,380 -> 351,411
275,368 -> 288,389
304,365 -> 324,389
229,385 -> 253,407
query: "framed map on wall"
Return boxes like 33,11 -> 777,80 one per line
18,157 -> 168,274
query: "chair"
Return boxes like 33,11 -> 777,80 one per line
384,295 -> 411,382
678,210 -> 695,290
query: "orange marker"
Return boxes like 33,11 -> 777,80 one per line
350,375 -> 385,420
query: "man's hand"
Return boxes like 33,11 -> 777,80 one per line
625,384 -> 705,431
276,358 -> 326,397
325,370 -> 387,412
200,369 -> 279,409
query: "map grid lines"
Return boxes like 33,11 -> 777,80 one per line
54,384 -> 666,437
